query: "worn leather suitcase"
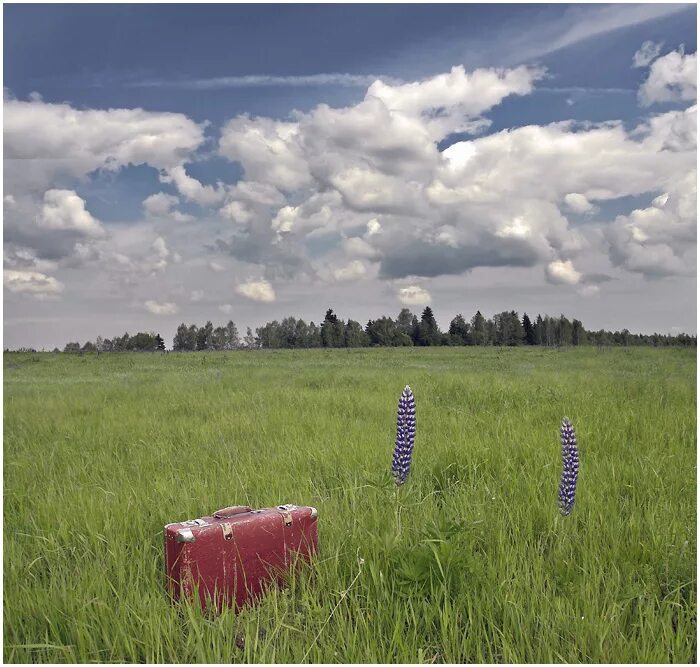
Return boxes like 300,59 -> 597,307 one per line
164,503 -> 318,610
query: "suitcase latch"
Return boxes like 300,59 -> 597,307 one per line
221,522 -> 234,541
278,505 -> 294,526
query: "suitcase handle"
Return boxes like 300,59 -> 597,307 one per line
213,505 -> 252,519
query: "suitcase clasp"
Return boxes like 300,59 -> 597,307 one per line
278,504 -> 295,526
221,523 -> 234,541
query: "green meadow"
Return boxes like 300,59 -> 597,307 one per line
3,347 -> 696,663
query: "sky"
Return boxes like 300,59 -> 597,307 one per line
3,3 -> 698,349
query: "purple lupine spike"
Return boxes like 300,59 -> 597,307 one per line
392,385 -> 416,485
558,417 -> 579,516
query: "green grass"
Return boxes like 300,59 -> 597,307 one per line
3,347 -> 696,663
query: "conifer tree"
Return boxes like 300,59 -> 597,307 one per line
414,306 -> 441,346
522,313 -> 536,345
321,309 -> 345,347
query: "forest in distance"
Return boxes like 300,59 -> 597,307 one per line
14,307 -> 697,354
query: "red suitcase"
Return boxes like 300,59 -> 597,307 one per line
164,503 -> 318,611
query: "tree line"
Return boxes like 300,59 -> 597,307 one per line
252,308 -> 696,349
62,331 -> 166,353
14,307 -> 695,354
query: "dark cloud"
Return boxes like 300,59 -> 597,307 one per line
378,233 -> 542,279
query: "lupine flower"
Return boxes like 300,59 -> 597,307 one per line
558,417 -> 579,515
392,385 -> 416,485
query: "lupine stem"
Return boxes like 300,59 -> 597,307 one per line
395,485 -> 401,535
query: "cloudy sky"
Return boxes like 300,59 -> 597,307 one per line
4,3 -> 697,349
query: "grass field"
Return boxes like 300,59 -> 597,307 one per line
3,347 -> 697,663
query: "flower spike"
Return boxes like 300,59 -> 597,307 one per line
558,417 -> 579,515
391,385 -> 416,485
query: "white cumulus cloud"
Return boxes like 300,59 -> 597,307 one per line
606,172 -> 696,277
143,192 -> 193,221
4,97 -> 206,195
638,47 -> 697,106
4,269 -> 64,297
144,300 -> 178,315
398,285 -> 431,305
37,190 -> 104,237
221,200 -> 253,225
159,165 -> 226,207
219,116 -> 311,192
545,260 -> 582,285
144,192 -> 179,216
207,63 -> 690,284
211,85 -> 696,283
365,64 -> 543,141
330,260 -> 367,282
236,279 -> 276,302
366,219 -> 382,236
563,193 -> 596,215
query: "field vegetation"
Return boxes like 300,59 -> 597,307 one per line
3,347 -> 696,662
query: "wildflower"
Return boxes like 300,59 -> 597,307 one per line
558,417 -> 579,515
391,385 -> 416,485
